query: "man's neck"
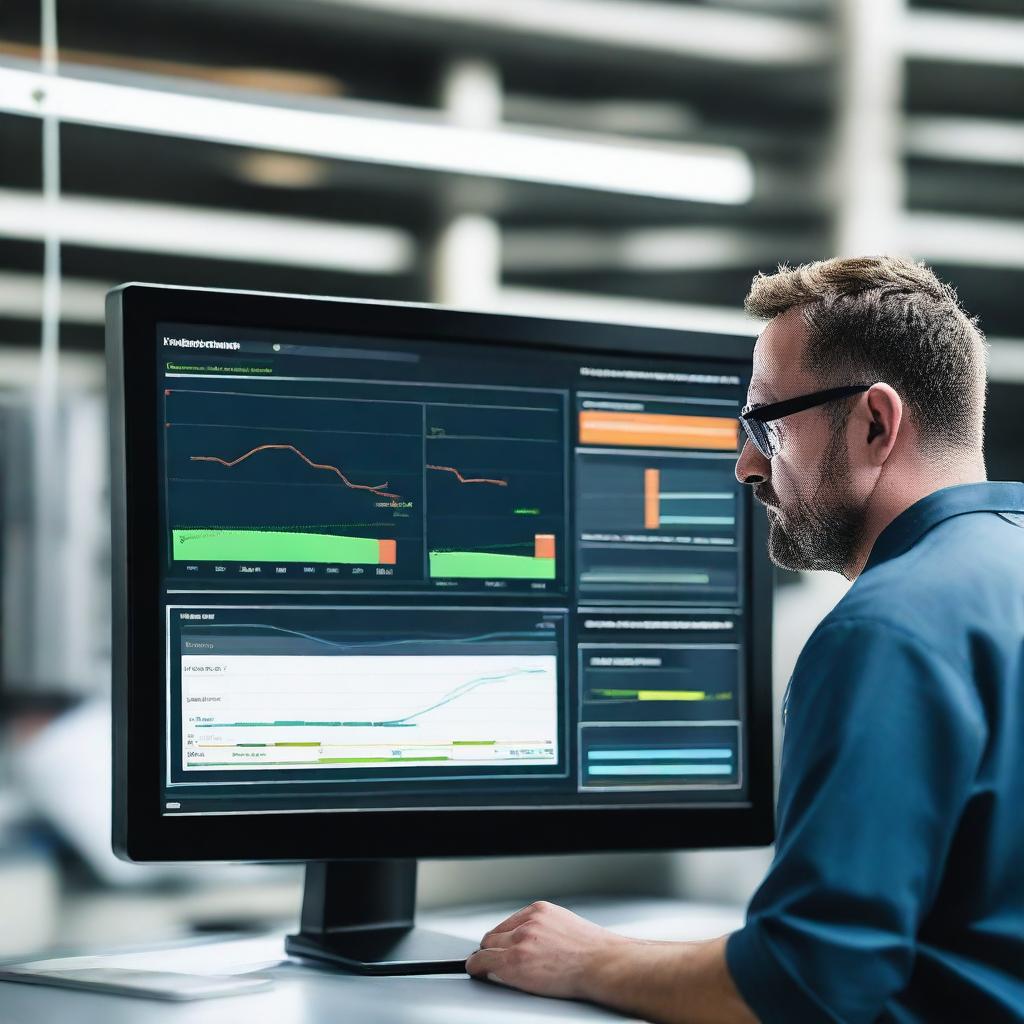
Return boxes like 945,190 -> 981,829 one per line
844,460 -> 988,580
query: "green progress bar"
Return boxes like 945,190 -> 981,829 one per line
429,550 -> 556,580
590,689 -> 711,701
172,528 -> 384,564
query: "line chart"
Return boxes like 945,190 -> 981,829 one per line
193,665 -> 548,729
182,652 -> 559,771
185,622 -> 549,652
164,385 -> 564,588
426,464 -> 508,487
191,443 -> 401,499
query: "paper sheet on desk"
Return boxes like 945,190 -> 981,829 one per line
9,933 -> 287,976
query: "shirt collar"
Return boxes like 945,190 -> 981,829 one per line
864,481 -> 1024,573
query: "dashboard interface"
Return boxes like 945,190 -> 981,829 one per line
157,321 -> 750,815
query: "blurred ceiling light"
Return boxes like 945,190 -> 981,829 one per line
0,270 -> 108,324
503,96 -> 699,138
905,213 -> 1024,271
905,117 -> 1024,168
0,40 -> 343,95
986,339 -> 1024,384
903,11 -> 1024,68
316,0 -> 831,65
504,226 -> 818,273
0,64 -> 754,204
497,286 -> 760,337
0,189 -> 414,274
234,152 -> 335,189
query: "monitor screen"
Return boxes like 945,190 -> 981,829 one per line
152,314 -> 755,818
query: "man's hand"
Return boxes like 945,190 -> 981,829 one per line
466,901 -> 759,1024
465,900 -> 633,999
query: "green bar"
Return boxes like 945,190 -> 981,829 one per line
452,740 -> 497,746
592,689 -> 639,698
274,742 -> 321,747
638,690 -> 707,701
317,756 -> 450,764
429,550 -> 556,580
173,528 -> 384,565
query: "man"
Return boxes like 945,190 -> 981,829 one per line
466,256 -> 1024,1023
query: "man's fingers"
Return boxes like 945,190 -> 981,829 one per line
484,900 -> 554,936
479,928 -> 514,949
465,946 -> 505,979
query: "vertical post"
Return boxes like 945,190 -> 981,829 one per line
831,0 -> 906,256
430,58 -> 503,308
32,0 -> 64,687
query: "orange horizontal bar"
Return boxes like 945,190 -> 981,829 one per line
377,539 -> 397,564
644,468 -> 660,529
534,533 -> 556,559
579,410 -> 739,451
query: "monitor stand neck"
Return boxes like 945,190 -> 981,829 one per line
284,860 -> 475,974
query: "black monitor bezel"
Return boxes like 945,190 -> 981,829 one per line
109,282 -> 773,862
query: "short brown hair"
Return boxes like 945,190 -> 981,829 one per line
745,255 -> 987,454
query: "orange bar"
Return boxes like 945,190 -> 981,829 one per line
534,534 -> 556,560
377,539 -> 397,565
579,410 -> 739,451
644,468 -> 660,529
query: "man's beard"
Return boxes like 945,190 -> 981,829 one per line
756,429 -> 865,575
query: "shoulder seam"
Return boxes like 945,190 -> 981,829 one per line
804,616 -> 968,681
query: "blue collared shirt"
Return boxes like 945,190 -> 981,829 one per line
726,482 -> 1024,1023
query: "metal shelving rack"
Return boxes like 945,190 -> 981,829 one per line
0,0 -> 1020,692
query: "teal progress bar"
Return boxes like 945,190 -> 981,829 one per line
588,749 -> 733,760
588,764 -> 733,776
659,515 -> 735,525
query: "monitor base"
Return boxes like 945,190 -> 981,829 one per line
285,926 -> 473,975
284,859 -> 475,975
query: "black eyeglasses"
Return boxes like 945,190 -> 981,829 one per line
739,384 -> 874,459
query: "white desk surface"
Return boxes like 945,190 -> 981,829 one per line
0,897 -> 744,1023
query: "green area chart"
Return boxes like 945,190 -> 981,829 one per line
172,528 -> 392,565
428,549 -> 556,579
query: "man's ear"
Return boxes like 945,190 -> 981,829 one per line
861,383 -> 902,464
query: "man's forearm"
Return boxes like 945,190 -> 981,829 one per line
584,935 -> 759,1024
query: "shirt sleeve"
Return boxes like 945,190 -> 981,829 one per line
725,618 -> 985,1024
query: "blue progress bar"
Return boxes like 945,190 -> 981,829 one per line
588,749 -> 733,760
588,765 -> 733,776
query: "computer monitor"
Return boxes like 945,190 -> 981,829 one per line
108,283 -> 773,973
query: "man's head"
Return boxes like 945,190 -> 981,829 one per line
735,255 -> 987,577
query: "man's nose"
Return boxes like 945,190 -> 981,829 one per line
735,437 -> 770,485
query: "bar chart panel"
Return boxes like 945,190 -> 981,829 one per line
576,450 -> 741,603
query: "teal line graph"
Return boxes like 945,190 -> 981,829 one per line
194,665 -> 548,729
185,623 -> 546,653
